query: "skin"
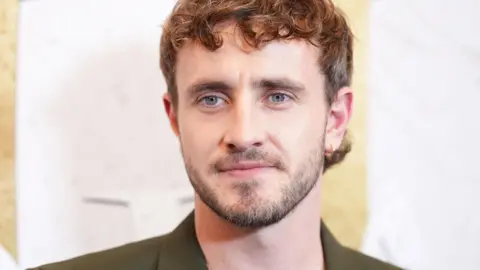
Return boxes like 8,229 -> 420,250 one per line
163,24 -> 353,270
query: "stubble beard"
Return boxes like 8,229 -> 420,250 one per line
183,141 -> 325,229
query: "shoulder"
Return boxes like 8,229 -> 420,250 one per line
27,234 -> 170,270
342,247 -> 403,270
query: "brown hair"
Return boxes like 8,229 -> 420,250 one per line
159,0 -> 354,172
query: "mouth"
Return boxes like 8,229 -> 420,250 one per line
218,162 -> 276,178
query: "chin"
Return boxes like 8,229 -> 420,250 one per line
220,203 -> 289,228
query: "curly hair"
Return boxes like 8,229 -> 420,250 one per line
159,0 -> 354,172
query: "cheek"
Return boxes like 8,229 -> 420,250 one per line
269,107 -> 323,142
178,114 -> 222,163
179,119 -> 202,152
266,109 -> 325,162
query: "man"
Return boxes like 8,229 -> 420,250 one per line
30,0 -> 401,269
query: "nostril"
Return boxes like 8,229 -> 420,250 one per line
252,142 -> 262,147
226,143 -> 247,152
226,143 -> 236,151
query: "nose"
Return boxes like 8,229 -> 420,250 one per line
223,102 -> 265,152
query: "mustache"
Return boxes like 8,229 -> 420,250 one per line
213,148 -> 285,172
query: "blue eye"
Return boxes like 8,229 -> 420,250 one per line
268,93 -> 290,103
200,95 -> 225,107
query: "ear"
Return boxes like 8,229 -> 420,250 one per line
163,93 -> 180,137
325,87 -> 353,151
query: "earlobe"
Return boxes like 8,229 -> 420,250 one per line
163,93 -> 180,137
325,141 -> 335,156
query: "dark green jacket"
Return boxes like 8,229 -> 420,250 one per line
29,212 -> 401,270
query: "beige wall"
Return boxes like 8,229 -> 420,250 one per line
322,0 -> 368,250
0,0 -> 18,258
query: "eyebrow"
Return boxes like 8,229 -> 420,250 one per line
253,78 -> 305,93
187,80 -> 233,96
186,77 -> 306,97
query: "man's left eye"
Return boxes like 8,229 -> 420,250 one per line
267,93 -> 290,103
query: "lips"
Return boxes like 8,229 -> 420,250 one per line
217,162 -> 275,178
218,162 -> 274,172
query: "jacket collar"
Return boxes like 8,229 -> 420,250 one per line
157,211 -> 347,270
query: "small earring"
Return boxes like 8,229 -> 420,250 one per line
325,143 -> 334,155
329,143 -> 336,153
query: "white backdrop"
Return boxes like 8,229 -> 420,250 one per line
15,0 -> 480,269
0,244 -> 17,270
364,0 -> 480,269
15,0 -> 195,268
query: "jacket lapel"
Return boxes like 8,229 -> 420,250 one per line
156,212 -> 207,270
321,221 -> 348,270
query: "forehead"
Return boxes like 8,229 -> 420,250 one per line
174,26 -> 323,94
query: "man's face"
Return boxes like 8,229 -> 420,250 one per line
164,25 -> 351,228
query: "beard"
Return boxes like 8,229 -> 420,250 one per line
182,140 -> 325,229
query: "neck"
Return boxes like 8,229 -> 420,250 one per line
195,184 -> 324,270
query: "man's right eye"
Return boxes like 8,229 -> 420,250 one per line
199,95 -> 226,107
